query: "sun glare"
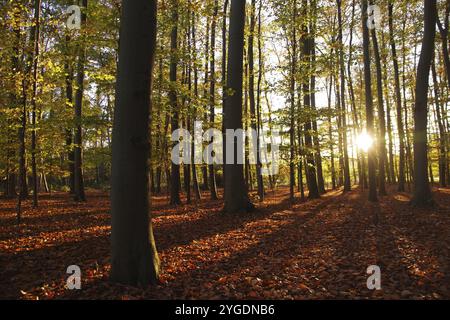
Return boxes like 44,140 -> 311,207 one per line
356,132 -> 374,152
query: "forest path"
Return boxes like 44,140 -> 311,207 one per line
0,186 -> 449,299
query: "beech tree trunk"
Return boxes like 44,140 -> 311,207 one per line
411,0 -> 437,206
223,0 -> 254,213
370,22 -> 387,196
209,0 -> 219,200
361,0 -> 378,202
73,0 -> 87,202
169,0 -> 181,205
337,0 -> 351,192
388,1 -> 406,192
111,0 -> 160,286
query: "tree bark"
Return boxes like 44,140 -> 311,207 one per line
337,0 -> 351,192
73,0 -> 87,202
370,21 -> 387,196
388,1 -> 406,192
223,0 -> 254,213
361,0 -> 378,202
209,0 -> 219,200
411,0 -> 437,206
111,0 -> 160,286
169,0 -> 181,205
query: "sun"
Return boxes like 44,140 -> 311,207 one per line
356,131 -> 374,152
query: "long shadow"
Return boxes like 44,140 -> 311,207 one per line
54,192 -> 342,300
2,187 -> 348,299
0,232 -> 110,299
380,187 -> 450,297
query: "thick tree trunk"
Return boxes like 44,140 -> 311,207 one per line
411,0 -> 437,206
223,0 -> 254,213
111,0 -> 160,286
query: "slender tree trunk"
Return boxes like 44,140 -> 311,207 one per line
30,0 -> 41,207
222,0 -> 229,192
256,0 -> 264,200
209,0 -> 219,200
432,58 -> 447,187
337,0 -> 351,192
111,0 -> 160,285
169,0 -> 181,205
248,0 -> 264,200
437,0 -> 450,89
289,0 -> 297,203
310,0 -> 325,194
371,22 -> 387,196
381,32 -> 396,184
388,1 -> 406,192
73,0 -> 87,202
191,10 -> 202,201
361,0 -> 378,202
411,0 -> 437,206
327,74 -> 336,190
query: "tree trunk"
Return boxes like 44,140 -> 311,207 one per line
411,0 -> 437,206
337,0 -> 351,192
388,1 -> 406,192
223,0 -> 254,213
361,0 -> 378,202
303,0 -> 319,199
248,0 -> 263,200
191,10 -> 202,201
65,35 -> 75,194
370,22 -> 387,196
209,0 -> 219,200
437,0 -> 450,89
432,58 -> 447,187
30,0 -> 41,207
73,0 -> 87,202
222,0 -> 229,193
289,0 -> 297,203
169,0 -> 181,205
310,0 -> 325,195
111,0 -> 160,286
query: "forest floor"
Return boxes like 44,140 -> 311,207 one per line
0,185 -> 449,300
